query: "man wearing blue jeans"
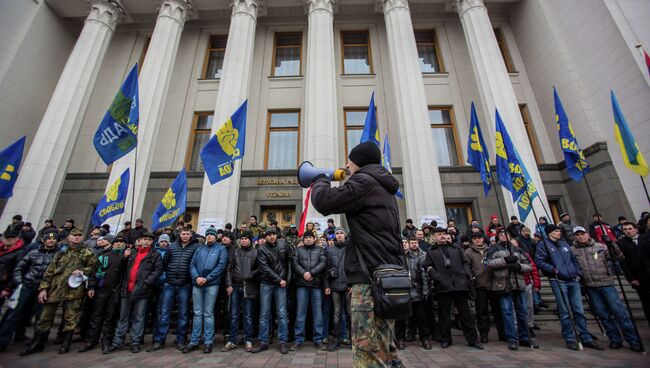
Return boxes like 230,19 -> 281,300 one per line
223,231 -> 258,352
149,228 -> 198,351
571,227 -> 643,352
536,224 -> 603,351
184,226 -> 228,354
253,228 -> 292,354
290,231 -> 328,351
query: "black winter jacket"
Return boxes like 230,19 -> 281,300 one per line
311,164 -> 404,284
164,240 -> 199,286
324,241 -> 348,291
292,244 -> 327,288
120,247 -> 163,300
405,248 -> 428,301
617,235 -> 650,287
0,240 -> 27,291
128,226 -> 149,245
12,244 -> 58,289
424,243 -> 472,293
89,247 -> 126,291
226,244 -> 258,287
257,241 -> 292,285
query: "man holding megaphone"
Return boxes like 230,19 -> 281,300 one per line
298,141 -> 406,368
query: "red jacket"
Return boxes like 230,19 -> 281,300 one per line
523,253 -> 541,290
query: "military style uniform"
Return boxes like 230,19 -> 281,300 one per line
36,243 -> 97,333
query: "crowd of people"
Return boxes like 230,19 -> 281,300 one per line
0,209 -> 648,359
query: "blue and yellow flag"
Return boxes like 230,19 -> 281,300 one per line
91,168 -> 129,226
200,100 -> 248,184
611,90 -> 648,177
152,169 -> 187,231
495,109 -> 539,221
93,64 -> 139,166
381,135 -> 404,199
360,92 -> 380,146
555,87 -> 589,181
0,136 -> 26,198
466,102 -> 492,196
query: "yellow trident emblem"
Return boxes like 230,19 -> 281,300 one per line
0,164 -> 15,181
216,119 -> 240,158
106,177 -> 121,202
495,131 -> 507,159
161,188 -> 176,210
470,127 -> 482,152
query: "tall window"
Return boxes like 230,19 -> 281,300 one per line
272,33 -> 302,76
138,37 -> 151,71
415,30 -> 444,73
445,203 -> 474,235
341,31 -> 372,74
266,111 -> 300,169
343,109 -> 368,155
520,104 -> 542,164
548,200 -> 561,224
186,112 -> 214,171
494,28 -> 516,73
429,107 -> 461,166
202,35 -> 227,79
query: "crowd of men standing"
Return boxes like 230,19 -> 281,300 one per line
0,208 -> 648,361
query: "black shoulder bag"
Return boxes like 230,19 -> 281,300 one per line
355,246 -> 412,320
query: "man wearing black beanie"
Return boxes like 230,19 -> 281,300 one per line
309,141 -> 404,367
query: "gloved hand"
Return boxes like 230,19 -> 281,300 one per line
504,255 -> 518,264
507,263 -> 522,272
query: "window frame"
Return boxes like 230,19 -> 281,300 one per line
185,111 -> 214,172
428,106 -> 463,166
343,107 -> 376,156
519,104 -> 543,164
340,30 -> 374,75
494,28 -> 516,73
271,32 -> 303,77
548,200 -> 562,224
264,110 -> 302,170
414,29 -> 445,73
201,35 -> 228,80
445,202 -> 475,235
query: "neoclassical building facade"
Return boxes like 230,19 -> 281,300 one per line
0,0 -> 649,234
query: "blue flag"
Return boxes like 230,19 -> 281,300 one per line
0,136 -> 26,198
91,168 -> 130,226
611,90 -> 648,177
554,87 -> 589,181
151,169 -> 187,231
381,135 -> 404,199
360,92 -> 380,146
200,100 -> 248,184
93,64 -> 139,165
494,109 -> 539,221
466,102 -> 492,196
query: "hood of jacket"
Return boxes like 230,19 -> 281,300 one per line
356,164 -> 399,195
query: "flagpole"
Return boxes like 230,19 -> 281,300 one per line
641,176 -> 650,205
130,144 -> 138,224
489,171 -> 507,228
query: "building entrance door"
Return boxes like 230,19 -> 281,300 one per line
261,206 -> 296,233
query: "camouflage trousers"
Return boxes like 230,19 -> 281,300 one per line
36,299 -> 83,333
350,284 -> 400,368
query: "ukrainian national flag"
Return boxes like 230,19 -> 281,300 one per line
360,92 -> 380,146
554,87 -> 589,181
381,135 -> 404,199
611,90 -> 648,177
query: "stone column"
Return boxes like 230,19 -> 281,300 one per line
302,0 -> 340,226
378,0 -> 447,223
455,0 -> 549,229
0,0 -> 123,227
104,0 -> 191,228
197,0 -> 262,231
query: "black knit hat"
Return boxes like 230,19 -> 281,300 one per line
303,230 -> 315,238
545,224 -> 560,234
349,141 -> 381,167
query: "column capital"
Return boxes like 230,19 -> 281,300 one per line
452,0 -> 485,17
304,0 -> 336,15
231,0 -> 264,19
86,0 -> 123,31
376,0 -> 409,14
157,0 -> 192,24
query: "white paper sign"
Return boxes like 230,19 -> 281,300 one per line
419,214 -> 447,228
197,217 -> 224,236
305,217 -> 327,232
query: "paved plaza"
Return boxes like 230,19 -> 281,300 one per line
1,321 -> 647,368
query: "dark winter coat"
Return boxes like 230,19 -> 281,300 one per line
486,242 -> 532,293
257,240 -> 292,285
535,238 -> 581,281
121,246 -> 163,300
324,241 -> 348,291
12,244 -> 58,289
424,243 -> 472,293
39,243 -> 98,302
571,238 -> 623,288
164,239 -> 199,286
292,244 -> 327,288
617,235 -> 650,287
190,241 -> 228,287
557,220 -> 577,243
0,239 -> 27,291
405,248 -> 428,301
225,244 -> 258,288
311,164 -> 404,284
465,245 -> 492,290
89,246 -> 126,291
128,226 -> 149,245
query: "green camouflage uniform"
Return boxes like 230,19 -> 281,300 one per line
350,283 -> 400,368
36,243 -> 98,333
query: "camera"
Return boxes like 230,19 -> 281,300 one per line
444,257 -> 452,268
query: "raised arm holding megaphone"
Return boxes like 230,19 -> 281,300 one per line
297,161 -> 346,188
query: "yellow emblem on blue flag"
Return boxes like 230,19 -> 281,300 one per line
201,100 -> 248,184
0,136 -> 26,198
466,102 -> 492,196
152,169 -> 187,230
554,87 -> 589,181
92,168 -> 129,226
611,90 -> 648,177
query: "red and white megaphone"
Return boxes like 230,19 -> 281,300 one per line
297,161 -> 346,188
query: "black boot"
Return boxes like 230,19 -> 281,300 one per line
20,331 -> 49,356
53,330 -> 64,345
58,332 -> 73,354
